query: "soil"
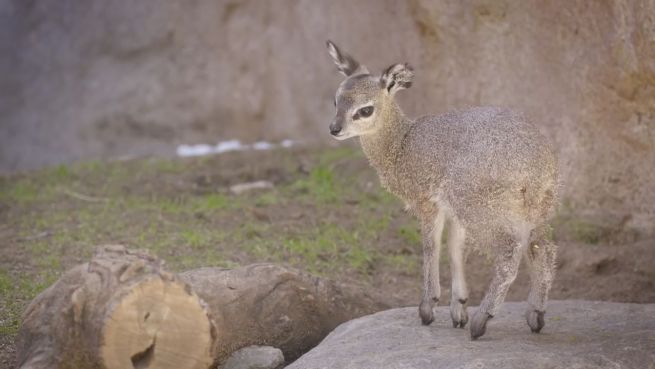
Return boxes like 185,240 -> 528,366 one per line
1,146 -> 654,368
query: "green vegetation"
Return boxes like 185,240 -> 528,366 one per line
552,202 -> 613,245
0,146 -> 422,339
0,268 -> 59,335
398,225 -> 421,246
566,219 -> 604,244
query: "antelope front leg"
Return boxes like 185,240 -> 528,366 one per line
418,211 -> 445,325
447,218 -> 468,328
470,236 -> 525,339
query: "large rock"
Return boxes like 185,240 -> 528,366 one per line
287,301 -> 655,369
0,1 -> 653,233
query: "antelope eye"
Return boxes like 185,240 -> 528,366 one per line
356,106 -> 374,119
333,98 -> 336,107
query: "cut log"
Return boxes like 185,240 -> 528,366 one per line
16,245 -> 215,369
180,264 -> 389,363
17,248 -> 389,369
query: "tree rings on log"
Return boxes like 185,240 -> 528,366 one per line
101,277 -> 214,369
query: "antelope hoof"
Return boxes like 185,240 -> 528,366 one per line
419,299 -> 436,325
470,310 -> 493,340
450,299 -> 469,328
526,309 -> 545,333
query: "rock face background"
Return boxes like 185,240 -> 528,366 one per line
0,0 -> 653,232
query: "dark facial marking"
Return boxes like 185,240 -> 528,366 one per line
352,106 -> 374,120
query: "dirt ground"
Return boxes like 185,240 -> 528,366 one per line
1,146 -> 654,368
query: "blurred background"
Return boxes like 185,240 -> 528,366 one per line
1,0 -> 653,234
1,1 -> 654,364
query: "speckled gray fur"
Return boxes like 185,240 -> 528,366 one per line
326,41 -> 559,340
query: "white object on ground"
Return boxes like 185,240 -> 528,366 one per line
230,180 -> 274,195
252,141 -> 275,150
176,144 -> 215,157
176,140 -> 295,157
215,139 -> 245,154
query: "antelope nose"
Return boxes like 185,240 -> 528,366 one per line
329,123 -> 341,136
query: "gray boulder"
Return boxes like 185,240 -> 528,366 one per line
287,301 -> 655,369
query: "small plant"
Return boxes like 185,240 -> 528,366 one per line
568,220 -> 603,245
292,165 -> 339,202
181,230 -> 208,249
193,193 -> 231,212
398,225 -> 421,246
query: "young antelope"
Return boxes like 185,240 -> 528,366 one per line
325,41 -> 559,339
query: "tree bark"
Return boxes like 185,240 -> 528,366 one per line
180,264 -> 389,363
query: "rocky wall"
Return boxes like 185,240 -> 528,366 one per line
0,0 -> 653,232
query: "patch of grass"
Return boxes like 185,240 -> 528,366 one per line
192,193 -> 232,212
346,246 -> 374,272
40,164 -> 74,185
361,210 -> 393,233
144,158 -> 187,174
552,199 -> 607,245
75,160 -> 104,173
246,237 -> 278,261
122,193 -> 234,215
286,146 -> 365,204
0,321 -> 19,335
253,192 -> 278,206
275,223 -> 377,275
283,238 -> 321,261
175,249 -> 239,270
0,276 -> 20,335
398,225 -> 421,246
49,164 -> 72,181
158,197 -> 189,214
2,181 -> 39,203
292,165 -> 338,202
65,159 -> 129,189
568,220 -> 604,244
237,222 -> 271,242
179,228 -> 226,251
382,254 -> 419,274
19,272 -> 60,300
317,145 -> 362,163
36,254 -> 62,270
553,214 -> 606,245
180,230 -> 207,249
0,270 -> 12,296
0,270 -> 62,335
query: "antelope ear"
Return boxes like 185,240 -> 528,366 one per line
326,40 -> 369,77
380,63 -> 414,95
